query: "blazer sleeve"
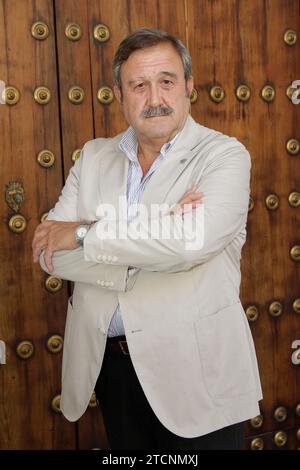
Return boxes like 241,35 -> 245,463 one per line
39,147 -> 129,291
83,143 -> 251,273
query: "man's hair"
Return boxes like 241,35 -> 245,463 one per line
112,28 -> 192,88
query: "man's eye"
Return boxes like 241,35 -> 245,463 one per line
135,83 -> 145,91
162,79 -> 174,87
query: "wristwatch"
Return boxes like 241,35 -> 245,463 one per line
75,224 -> 91,246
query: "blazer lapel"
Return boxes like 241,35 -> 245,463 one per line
140,115 -> 207,208
97,115 -> 206,214
97,141 -> 129,212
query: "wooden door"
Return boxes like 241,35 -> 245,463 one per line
0,0 -> 76,449
0,0 -> 107,450
0,0 -> 299,450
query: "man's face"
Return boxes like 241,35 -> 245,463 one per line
114,43 -> 194,144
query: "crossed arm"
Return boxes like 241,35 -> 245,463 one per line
32,174 -> 202,281
32,143 -> 250,282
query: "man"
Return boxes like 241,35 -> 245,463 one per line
32,28 -> 262,450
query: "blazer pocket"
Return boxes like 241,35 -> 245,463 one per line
195,301 -> 256,400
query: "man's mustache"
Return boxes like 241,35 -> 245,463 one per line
141,106 -> 173,118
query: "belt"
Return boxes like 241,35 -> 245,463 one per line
106,336 -> 129,355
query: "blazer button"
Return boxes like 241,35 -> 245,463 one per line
97,255 -> 103,261
102,255 -> 107,262
106,255 -> 112,262
109,281 -> 114,287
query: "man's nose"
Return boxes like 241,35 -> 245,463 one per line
147,83 -> 162,107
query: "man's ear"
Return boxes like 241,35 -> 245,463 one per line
114,85 -> 122,104
186,76 -> 194,98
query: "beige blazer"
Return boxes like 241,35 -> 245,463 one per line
41,115 -> 262,438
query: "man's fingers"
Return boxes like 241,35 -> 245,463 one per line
32,222 -> 55,262
186,192 -> 203,200
32,220 -> 54,247
179,192 -> 203,206
32,223 -> 51,249
169,189 -> 203,215
32,233 -> 48,263
44,248 -> 54,273
32,230 -> 46,250
181,197 -> 203,213
33,246 -> 46,263
170,194 -> 203,215
182,189 -> 203,198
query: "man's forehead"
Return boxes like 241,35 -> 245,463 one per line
124,43 -> 182,65
127,71 -> 178,84
121,47 -> 184,81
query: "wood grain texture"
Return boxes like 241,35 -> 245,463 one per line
54,0 -> 94,176
0,0 -> 74,449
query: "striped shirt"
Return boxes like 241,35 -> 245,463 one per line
108,126 -> 179,337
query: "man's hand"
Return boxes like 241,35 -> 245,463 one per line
32,220 -> 82,272
169,184 -> 203,215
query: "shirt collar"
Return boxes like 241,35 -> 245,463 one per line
119,126 -> 180,163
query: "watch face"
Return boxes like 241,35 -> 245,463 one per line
77,226 -> 88,239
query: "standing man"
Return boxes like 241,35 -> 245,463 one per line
32,28 -> 262,450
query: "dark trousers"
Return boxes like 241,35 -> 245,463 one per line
95,337 -> 244,450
